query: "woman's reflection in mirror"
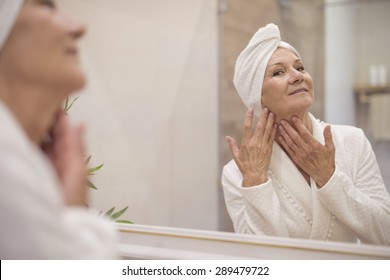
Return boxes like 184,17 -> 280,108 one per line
222,23 -> 390,246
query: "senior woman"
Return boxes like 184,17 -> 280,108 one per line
222,23 -> 390,246
0,0 -> 117,258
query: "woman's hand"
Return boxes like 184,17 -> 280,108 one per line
42,111 -> 88,206
226,108 -> 277,187
278,116 -> 335,188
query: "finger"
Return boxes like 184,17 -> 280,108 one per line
241,109 -> 254,147
278,124 -> 298,152
323,125 -> 335,151
253,107 -> 269,141
71,123 -> 85,155
262,111 -> 275,142
291,116 -> 314,143
278,135 -> 296,156
52,110 -> 68,141
225,136 -> 241,163
270,123 -> 277,143
281,119 -> 306,147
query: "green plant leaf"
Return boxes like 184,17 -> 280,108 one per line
64,96 -> 80,113
115,220 -> 133,224
65,94 -> 134,226
85,155 -> 92,165
111,206 -> 128,220
105,207 -> 115,216
87,179 -> 98,190
88,164 -> 104,175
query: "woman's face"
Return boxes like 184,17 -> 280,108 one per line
261,48 -> 314,122
1,0 -> 86,92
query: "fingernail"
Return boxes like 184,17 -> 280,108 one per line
264,107 -> 269,113
281,120 -> 286,126
292,116 -> 298,122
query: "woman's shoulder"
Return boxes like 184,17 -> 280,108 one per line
310,114 -> 368,148
329,123 -> 365,138
311,114 -> 366,139
322,122 -> 369,151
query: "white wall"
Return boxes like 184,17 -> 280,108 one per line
59,0 -> 219,230
325,0 -> 390,125
325,0 -> 390,192
324,0 -> 357,125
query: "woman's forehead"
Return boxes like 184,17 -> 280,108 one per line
268,48 -> 302,66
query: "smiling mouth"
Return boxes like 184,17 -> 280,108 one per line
288,88 -> 307,95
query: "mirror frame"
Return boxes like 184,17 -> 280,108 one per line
117,224 -> 390,259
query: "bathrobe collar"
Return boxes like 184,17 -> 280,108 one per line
269,113 -> 332,240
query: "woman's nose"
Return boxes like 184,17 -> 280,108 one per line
67,16 -> 86,40
289,69 -> 304,84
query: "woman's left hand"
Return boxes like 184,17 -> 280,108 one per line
278,116 -> 335,188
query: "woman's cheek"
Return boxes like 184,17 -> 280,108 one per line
261,96 -> 275,112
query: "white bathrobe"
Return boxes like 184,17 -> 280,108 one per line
0,102 -> 117,259
222,113 -> 390,246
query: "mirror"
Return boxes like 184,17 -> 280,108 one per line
61,0 -> 390,247
62,0 -> 219,230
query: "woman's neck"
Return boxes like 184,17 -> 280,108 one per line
274,112 -> 312,141
280,113 -> 311,127
274,112 -> 312,185
0,81 -> 64,145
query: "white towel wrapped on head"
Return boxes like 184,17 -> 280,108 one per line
233,23 -> 300,116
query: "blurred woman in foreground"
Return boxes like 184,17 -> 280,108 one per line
0,0 -> 117,259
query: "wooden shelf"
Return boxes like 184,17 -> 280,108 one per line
353,85 -> 390,103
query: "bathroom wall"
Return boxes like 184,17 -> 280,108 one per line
59,0 -> 220,230
325,0 -> 390,191
325,0 -> 390,125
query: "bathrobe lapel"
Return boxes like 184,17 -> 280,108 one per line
308,114 -> 332,239
269,113 -> 332,240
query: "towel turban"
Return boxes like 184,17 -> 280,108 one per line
233,23 -> 300,116
0,0 -> 24,51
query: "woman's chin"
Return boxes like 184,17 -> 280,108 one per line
63,71 -> 86,92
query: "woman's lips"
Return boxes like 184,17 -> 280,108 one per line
289,88 -> 307,95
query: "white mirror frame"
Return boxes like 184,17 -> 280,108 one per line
116,224 -> 390,259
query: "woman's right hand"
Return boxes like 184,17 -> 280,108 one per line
225,108 -> 276,187
43,111 -> 88,207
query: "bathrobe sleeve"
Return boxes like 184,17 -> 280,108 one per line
0,103 -> 118,259
316,127 -> 390,246
222,161 -> 289,236
0,144 -> 118,259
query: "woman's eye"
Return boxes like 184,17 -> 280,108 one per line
273,70 -> 284,76
297,66 -> 305,72
41,0 -> 56,9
